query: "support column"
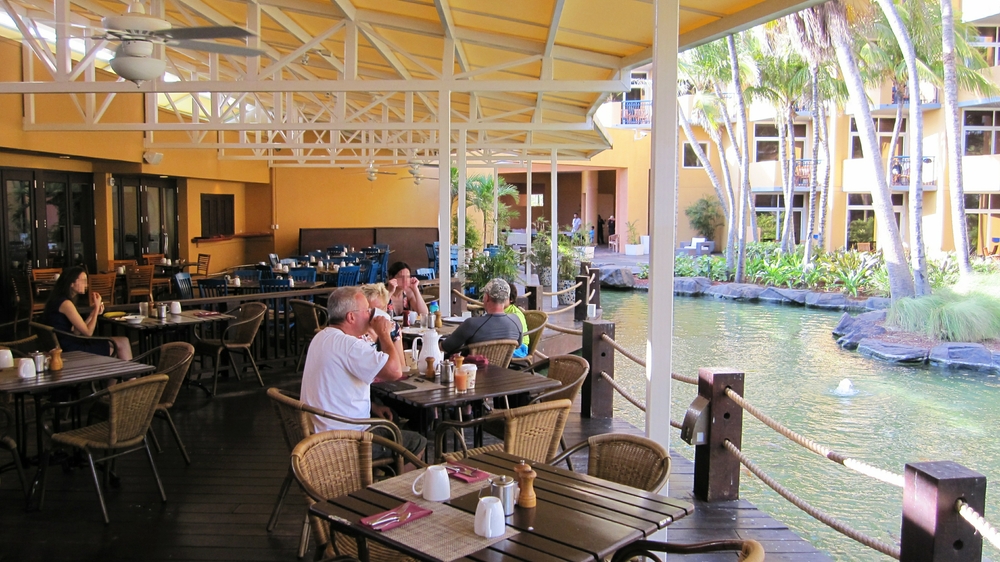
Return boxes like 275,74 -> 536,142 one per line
438,90 -> 452,317
493,167 -> 500,246
646,0 -> 679,453
582,170 -> 598,237
550,150 -> 559,309
525,156 -> 533,281
900,462 -> 986,562
458,133 -> 467,267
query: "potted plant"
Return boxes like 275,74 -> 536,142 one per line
624,220 -> 644,256
568,224 -> 595,260
462,245 -> 522,298
685,196 -> 723,243
529,219 -> 581,304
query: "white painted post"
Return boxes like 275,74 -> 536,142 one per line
493,167 -> 500,246
646,0 -> 678,454
438,90 -> 452,317
550,149 -> 559,309
458,133 -> 467,269
525,157 -> 533,281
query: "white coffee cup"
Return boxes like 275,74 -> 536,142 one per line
170,301 -> 182,315
17,358 -> 35,378
460,364 -> 477,390
138,301 -> 149,317
474,496 -> 506,539
0,348 -> 13,369
462,311 -> 472,319
117,266 -> 126,275
234,277 -> 242,287
407,311 -> 417,325
412,465 -> 450,502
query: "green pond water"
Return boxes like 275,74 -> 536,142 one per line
600,291 -> 1000,561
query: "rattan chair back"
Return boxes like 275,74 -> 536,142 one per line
153,342 -> 195,409
102,374 -> 169,448
587,433 -> 671,492
267,387 -> 314,453
28,322 -> 60,352
227,302 -> 267,347
289,299 -> 326,335
291,430 -> 373,504
503,399 -> 572,463
88,272 -> 117,304
522,310 -> 548,359
536,355 -> 589,404
0,334 -> 40,357
610,539 -> 764,562
467,339 -> 519,369
11,273 -> 35,325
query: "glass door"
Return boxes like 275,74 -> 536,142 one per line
111,175 -> 177,260
39,177 -> 68,268
120,177 -> 142,260
147,185 -> 162,255
71,177 -> 96,270
4,172 -> 33,275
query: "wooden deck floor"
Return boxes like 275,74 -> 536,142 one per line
0,365 -> 830,561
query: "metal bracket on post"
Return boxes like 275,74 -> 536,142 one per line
693,367 -> 745,502
900,461 -> 986,562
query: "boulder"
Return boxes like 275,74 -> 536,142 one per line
865,297 -> 892,310
857,339 -> 928,364
831,310 -> 886,337
806,292 -> 854,310
674,276 -> 712,296
836,324 -> 886,350
704,283 -> 764,301
928,343 -> 995,372
600,267 -> 635,289
758,287 -> 809,305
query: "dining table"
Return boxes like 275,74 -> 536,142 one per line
99,309 -> 236,353
0,351 -> 156,483
309,450 -> 694,562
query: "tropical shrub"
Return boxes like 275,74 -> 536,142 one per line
848,217 -> 875,245
685,196 -> 724,240
888,289 -> 1000,342
674,254 -> 698,277
462,245 -> 522,297
756,213 -> 777,242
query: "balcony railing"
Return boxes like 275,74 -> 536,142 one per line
621,99 -> 652,125
791,159 -> 821,187
889,155 -> 936,188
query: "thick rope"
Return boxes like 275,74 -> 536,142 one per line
549,300 -> 582,316
599,371 -> 646,411
541,282 -> 582,296
724,387 -> 904,488
545,323 -> 583,336
957,500 -> 1000,551
670,419 -> 682,429
723,440 -> 901,559
588,288 -> 596,301
672,372 -> 698,385
589,272 -> 598,285
450,289 -> 484,306
601,333 -> 646,367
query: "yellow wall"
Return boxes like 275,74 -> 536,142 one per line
179,178 -> 255,273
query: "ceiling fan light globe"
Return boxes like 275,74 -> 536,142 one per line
120,40 -> 154,57
110,54 -> 165,83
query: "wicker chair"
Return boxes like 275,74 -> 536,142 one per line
551,433 -> 671,493
509,310 -> 548,370
289,299 -> 328,373
38,374 -> 169,524
0,405 -> 28,499
528,355 -> 589,470
30,321 -> 119,356
610,539 -> 765,562
0,334 -> 40,357
291,430 -> 423,562
9,274 -> 35,333
267,388 -> 415,559
193,302 -> 266,396
135,342 -> 196,465
87,272 -> 117,305
125,265 -> 155,303
434,399 -> 572,464
466,339 -> 519,369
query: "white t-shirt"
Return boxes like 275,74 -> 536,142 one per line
300,326 -> 389,432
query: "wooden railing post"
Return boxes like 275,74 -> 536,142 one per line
574,274 -> 589,321
450,279 -> 466,316
900,461 -> 986,562
588,267 -> 601,312
693,367 -> 744,502
525,284 -> 541,311
581,320 -> 615,419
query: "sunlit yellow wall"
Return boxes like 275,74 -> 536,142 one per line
577,129 -> 651,238
179,178 -> 249,273
271,167 -> 440,256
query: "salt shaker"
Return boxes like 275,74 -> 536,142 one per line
514,460 -> 537,508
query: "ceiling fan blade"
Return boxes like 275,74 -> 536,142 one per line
168,39 -> 265,56
151,26 -> 253,41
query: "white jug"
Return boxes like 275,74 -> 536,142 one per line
410,329 -> 444,371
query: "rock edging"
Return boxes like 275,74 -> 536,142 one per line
670,276 -> 885,312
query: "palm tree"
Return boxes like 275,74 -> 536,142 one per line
728,33 -> 753,282
466,174 -> 520,247
826,0 -> 915,299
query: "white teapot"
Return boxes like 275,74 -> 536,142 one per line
410,329 -> 444,371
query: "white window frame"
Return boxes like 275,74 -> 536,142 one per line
530,193 -> 544,207
849,117 -> 906,160
962,109 -> 1000,156
964,193 -> 1000,254
844,193 -> 905,247
682,142 -> 709,168
753,123 -> 806,162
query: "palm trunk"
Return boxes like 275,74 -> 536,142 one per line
776,118 -> 792,252
885,96 -> 904,186
708,128 -> 738,272
941,0 -> 973,276
803,63 -> 821,269
678,104 -> 728,216
817,100 -> 832,250
729,34 -> 752,282
829,0 -> 914,299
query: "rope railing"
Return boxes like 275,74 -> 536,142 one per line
600,333 -> 646,368
450,289 -> 484,306
672,372 -> 698,385
545,323 -> 583,336
541,281 -> 582,296
549,300 -> 582,316
957,500 -> 1000,551
723,439 -> 902,559
724,387 -> 905,488
588,289 -> 596,301
599,371 -> 646,411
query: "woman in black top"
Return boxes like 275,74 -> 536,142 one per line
43,266 -> 131,359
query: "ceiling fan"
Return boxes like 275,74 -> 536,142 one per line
358,162 -> 396,182
95,0 -> 265,84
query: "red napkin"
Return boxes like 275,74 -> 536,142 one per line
360,502 -> 432,531
446,461 -> 489,483
465,355 -> 489,369
194,311 -> 220,317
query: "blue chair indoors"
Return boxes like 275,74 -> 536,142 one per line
415,268 -> 435,280
327,245 -> 348,255
336,266 -> 361,287
197,278 -> 228,298
346,252 -> 367,263
288,267 -> 316,284
260,278 -> 294,311
425,243 -> 436,268
306,250 -> 326,261
357,260 -> 373,285
233,269 -> 261,283
255,264 -> 274,280
174,272 -> 194,299
372,244 -> 389,252
268,253 -> 280,269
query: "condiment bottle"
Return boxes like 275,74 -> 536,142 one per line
425,357 -> 436,378
402,309 -> 410,327
49,348 -> 63,371
435,311 -> 443,328
514,460 -> 537,508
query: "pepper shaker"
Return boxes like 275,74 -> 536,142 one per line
514,460 -> 537,508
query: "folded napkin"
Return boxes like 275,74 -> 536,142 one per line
360,502 -> 432,531
194,311 -> 221,317
464,355 -> 489,369
446,461 -> 489,483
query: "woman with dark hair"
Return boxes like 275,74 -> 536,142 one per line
43,266 -> 132,359
386,261 -> 429,317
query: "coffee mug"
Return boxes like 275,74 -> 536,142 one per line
407,311 -> 417,325
0,348 -> 13,369
17,358 -> 35,378
412,465 -> 450,502
138,302 -> 149,316
170,301 -> 182,315
474,496 -> 506,539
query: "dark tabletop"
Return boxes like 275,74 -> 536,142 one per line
98,309 -> 235,331
372,365 -> 560,409
0,351 -> 156,395
309,450 -> 694,562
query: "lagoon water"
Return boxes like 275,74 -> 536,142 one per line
601,291 -> 1000,561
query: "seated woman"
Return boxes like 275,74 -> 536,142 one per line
43,266 -> 132,360
386,262 -> 429,318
